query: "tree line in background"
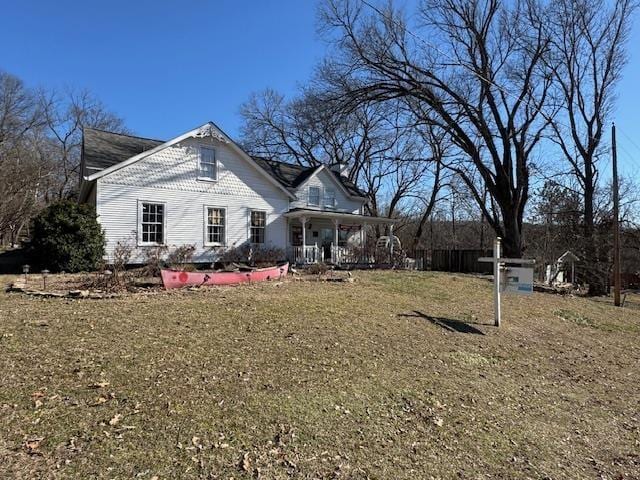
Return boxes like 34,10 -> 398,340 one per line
0,70 -> 126,246
1,0 -> 638,295
240,0 -> 638,294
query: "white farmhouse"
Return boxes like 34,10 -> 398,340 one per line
78,122 -> 395,264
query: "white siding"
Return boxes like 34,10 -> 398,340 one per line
96,137 -> 290,262
101,137 -> 287,199
290,168 -> 364,214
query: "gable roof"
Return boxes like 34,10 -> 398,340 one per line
252,157 -> 365,198
82,122 -> 296,200
293,164 -> 365,199
81,126 -> 366,199
557,250 -> 580,263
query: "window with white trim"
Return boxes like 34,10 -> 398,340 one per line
205,207 -> 225,245
140,202 -> 164,244
198,146 -> 217,180
308,186 -> 320,206
250,210 -> 266,244
324,188 -> 336,208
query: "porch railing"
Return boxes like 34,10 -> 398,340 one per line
288,244 -> 321,264
289,243 -> 395,266
331,245 -> 361,265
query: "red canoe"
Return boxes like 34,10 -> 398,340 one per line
161,263 -> 288,289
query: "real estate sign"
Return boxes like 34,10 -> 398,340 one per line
501,267 -> 534,295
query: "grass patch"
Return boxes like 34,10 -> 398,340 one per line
554,308 -> 596,327
0,271 -> 638,479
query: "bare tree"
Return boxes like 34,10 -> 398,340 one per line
40,89 -> 127,199
411,126 -> 447,250
0,71 -> 128,245
0,71 -> 48,245
240,88 -> 440,227
319,0 -> 556,257
241,88 -> 327,166
0,71 -> 44,152
545,0 -> 637,292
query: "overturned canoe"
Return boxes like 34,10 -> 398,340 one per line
161,263 -> 289,289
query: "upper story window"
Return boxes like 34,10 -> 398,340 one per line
140,202 -> 165,245
308,186 -> 321,207
250,210 -> 266,244
198,146 -> 217,181
205,207 -> 226,245
324,188 -> 336,208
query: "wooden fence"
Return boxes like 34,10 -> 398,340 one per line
415,249 -> 493,274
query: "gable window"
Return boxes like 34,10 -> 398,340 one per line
205,207 -> 226,245
308,186 -> 321,206
140,202 -> 165,245
250,210 -> 266,244
324,188 -> 336,208
198,146 -> 217,180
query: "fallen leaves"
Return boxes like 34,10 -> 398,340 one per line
31,390 -> 45,409
241,452 -> 251,472
191,436 -> 203,450
24,437 -> 44,455
89,381 -> 110,389
91,396 -> 108,406
108,413 -> 123,426
2,271 -> 640,479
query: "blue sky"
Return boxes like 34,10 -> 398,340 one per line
1,0 -> 639,175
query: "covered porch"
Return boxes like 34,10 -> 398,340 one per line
283,209 -> 397,266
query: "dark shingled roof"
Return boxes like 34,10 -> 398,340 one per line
251,157 -> 365,197
82,128 -> 366,198
82,128 -> 163,177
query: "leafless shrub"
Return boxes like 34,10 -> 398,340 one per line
141,246 -> 168,277
111,238 -> 134,286
82,237 -> 136,291
253,246 -> 286,267
307,262 -> 329,276
217,244 -> 286,267
167,244 -> 196,271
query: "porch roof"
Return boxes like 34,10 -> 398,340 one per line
284,208 -> 397,225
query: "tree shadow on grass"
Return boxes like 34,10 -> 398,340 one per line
399,310 -> 486,335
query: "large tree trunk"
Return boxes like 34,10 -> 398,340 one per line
501,209 -> 523,259
583,174 -> 606,295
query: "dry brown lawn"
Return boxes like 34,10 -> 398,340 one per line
0,271 -> 638,479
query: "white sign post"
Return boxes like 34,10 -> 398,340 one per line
479,237 -> 535,327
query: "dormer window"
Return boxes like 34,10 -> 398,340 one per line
324,188 -> 336,208
308,186 -> 320,207
198,146 -> 217,181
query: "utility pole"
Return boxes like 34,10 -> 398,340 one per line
612,123 -> 621,307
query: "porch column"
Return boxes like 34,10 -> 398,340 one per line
301,216 -> 307,263
389,223 -> 395,256
360,223 -> 367,264
286,217 -> 290,248
332,219 -> 340,264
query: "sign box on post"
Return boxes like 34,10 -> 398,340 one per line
478,237 -> 535,327
502,267 -> 534,295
